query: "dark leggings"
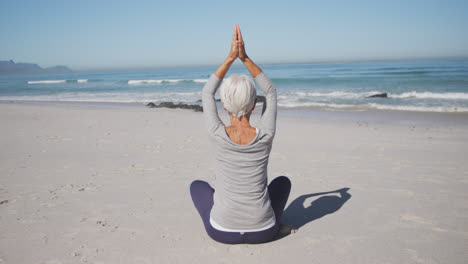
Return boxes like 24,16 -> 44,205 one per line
190,176 -> 291,244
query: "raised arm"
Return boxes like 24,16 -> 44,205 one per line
254,71 -> 277,137
214,25 -> 239,79
202,25 -> 239,134
237,25 -> 262,78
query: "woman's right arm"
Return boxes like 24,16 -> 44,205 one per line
237,25 -> 262,78
252,70 -> 277,137
202,25 -> 239,134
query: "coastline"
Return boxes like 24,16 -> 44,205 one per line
1,102 -> 467,263
2,99 -> 468,126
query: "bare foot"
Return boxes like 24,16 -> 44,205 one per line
278,224 -> 296,236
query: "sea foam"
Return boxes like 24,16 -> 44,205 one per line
0,91 -> 203,104
389,92 -> 468,100
277,101 -> 468,112
28,79 -> 89,84
290,91 -> 468,100
28,80 -> 67,84
127,79 -> 208,85
294,91 -> 381,99
128,80 -> 163,85
367,103 -> 468,112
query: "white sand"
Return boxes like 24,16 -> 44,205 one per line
0,102 -> 467,263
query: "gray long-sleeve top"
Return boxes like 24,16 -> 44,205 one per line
202,71 -> 277,230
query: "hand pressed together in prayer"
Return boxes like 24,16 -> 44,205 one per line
228,24 -> 248,62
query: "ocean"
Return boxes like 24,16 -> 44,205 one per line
1,59 -> 468,113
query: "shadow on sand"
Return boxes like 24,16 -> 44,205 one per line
275,188 -> 352,239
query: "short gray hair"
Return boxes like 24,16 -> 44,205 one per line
220,74 -> 257,118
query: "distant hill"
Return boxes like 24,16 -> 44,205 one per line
0,60 -> 72,75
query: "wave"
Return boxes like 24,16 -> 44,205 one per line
287,91 -> 468,100
367,103 -> 468,113
28,80 -> 66,84
0,91 -> 202,104
128,80 -> 164,85
28,79 -> 89,84
388,92 -> 468,100
293,91 -> 381,99
278,101 -> 468,113
127,78 -> 208,85
279,101 -> 359,109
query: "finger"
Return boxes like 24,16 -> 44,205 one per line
238,25 -> 243,42
232,25 -> 237,41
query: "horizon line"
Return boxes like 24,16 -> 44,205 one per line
71,55 -> 468,72
3,55 -> 468,73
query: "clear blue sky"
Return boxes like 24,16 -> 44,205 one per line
1,0 -> 467,70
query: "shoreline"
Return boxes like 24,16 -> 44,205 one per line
2,97 -> 468,114
2,100 -> 468,127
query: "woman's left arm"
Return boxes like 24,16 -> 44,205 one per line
202,25 -> 239,134
214,57 -> 236,79
214,24 -> 240,78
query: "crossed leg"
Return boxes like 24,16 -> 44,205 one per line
190,176 -> 291,244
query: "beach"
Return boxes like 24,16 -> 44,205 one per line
1,102 -> 467,263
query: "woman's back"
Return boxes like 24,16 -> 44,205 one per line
202,71 -> 278,231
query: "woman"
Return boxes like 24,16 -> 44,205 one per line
190,24 -> 291,244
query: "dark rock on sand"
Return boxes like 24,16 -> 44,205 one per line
196,95 -> 265,103
194,99 -> 221,103
146,102 -> 203,112
366,93 -> 388,98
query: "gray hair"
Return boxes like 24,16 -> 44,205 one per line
220,74 -> 257,118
